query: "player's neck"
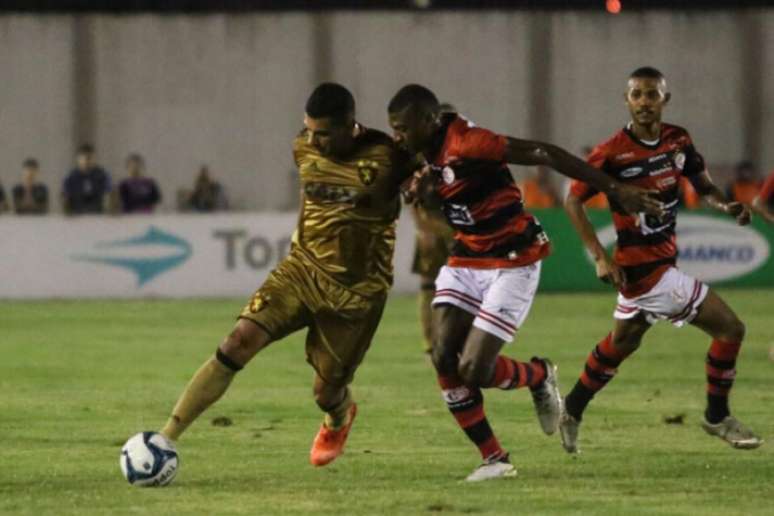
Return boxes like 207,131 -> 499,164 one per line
629,120 -> 661,143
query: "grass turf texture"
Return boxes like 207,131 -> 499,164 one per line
2,290 -> 773,515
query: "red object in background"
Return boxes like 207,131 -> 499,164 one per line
607,0 -> 622,13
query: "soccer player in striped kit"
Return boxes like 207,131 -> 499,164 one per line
561,67 -> 762,453
388,84 -> 663,481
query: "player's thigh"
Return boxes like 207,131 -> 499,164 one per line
611,312 -> 651,354
431,304 -> 475,374
306,295 -> 387,388
229,261 -> 312,365
691,289 -> 746,342
458,327 -> 507,387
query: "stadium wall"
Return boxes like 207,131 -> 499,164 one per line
1,209 -> 771,299
0,11 -> 773,212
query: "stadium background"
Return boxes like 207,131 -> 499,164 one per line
1,0 -> 773,298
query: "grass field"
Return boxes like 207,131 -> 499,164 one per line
2,289 -> 773,515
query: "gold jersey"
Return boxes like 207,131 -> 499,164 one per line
291,127 -> 410,298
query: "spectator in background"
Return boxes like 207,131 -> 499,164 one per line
0,180 -> 7,213
119,153 -> 161,213
187,165 -> 228,212
752,169 -> 774,223
726,160 -> 760,205
521,168 -> 560,208
63,143 -> 112,215
576,145 -> 608,209
12,158 -> 49,214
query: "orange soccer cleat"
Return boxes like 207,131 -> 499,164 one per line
309,403 -> 358,467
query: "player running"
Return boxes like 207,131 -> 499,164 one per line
159,83 -> 412,467
560,67 -> 762,453
387,84 -> 663,481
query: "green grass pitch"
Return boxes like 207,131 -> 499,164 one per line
2,289 -> 773,515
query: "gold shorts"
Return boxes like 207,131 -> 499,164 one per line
239,252 -> 386,387
411,234 -> 450,278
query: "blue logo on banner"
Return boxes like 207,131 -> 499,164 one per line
73,226 -> 193,286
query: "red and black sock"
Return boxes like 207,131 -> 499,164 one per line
438,374 -> 504,460
486,355 -> 547,390
705,339 -> 741,424
565,333 -> 634,421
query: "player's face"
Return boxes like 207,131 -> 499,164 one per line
76,152 -> 95,171
626,78 -> 669,126
304,114 -> 354,158
389,108 -> 434,155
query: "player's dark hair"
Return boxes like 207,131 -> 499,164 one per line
77,143 -> 95,155
126,153 -> 145,167
22,157 -> 39,169
630,66 -> 665,81
388,84 -> 440,115
305,82 -> 355,125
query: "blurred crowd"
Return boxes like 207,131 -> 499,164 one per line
0,142 -> 773,221
0,143 -> 229,216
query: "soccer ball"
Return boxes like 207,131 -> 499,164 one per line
120,431 -> 179,487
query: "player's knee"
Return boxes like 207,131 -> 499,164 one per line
611,332 -> 641,355
219,323 -> 268,367
458,356 -> 492,388
720,317 -> 746,343
431,341 -> 458,375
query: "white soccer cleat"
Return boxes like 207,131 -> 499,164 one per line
465,454 -> 518,482
530,358 -> 562,435
559,411 -> 580,454
701,416 -> 763,450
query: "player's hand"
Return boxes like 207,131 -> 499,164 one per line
403,165 -> 437,206
724,201 -> 751,226
595,255 -> 625,290
611,184 -> 665,217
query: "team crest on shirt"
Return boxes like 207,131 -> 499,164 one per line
442,166 -> 456,184
673,152 -> 686,171
357,160 -> 379,185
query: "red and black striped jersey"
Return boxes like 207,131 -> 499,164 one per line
570,123 -> 706,297
427,114 -> 550,269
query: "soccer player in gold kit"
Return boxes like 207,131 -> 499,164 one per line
159,83 -> 412,466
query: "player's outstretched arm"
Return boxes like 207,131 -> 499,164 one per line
752,195 -> 774,223
503,137 -> 664,217
564,191 -> 625,289
689,171 -> 751,226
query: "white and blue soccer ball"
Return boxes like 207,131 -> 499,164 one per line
120,431 -> 179,487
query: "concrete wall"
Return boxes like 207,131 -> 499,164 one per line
0,10 -> 771,212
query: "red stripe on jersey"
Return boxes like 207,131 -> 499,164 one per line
614,238 -> 677,266
612,212 -> 640,232
437,177 -> 474,199
621,265 -> 672,298
448,242 -> 551,269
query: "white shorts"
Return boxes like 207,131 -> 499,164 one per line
614,267 -> 709,327
432,262 -> 541,342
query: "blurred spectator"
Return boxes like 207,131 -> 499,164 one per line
578,145 -> 608,209
521,168 -> 560,208
726,160 -> 760,205
118,153 -> 161,213
63,143 -> 112,215
12,158 -> 49,214
752,169 -> 774,223
183,165 -> 228,212
0,180 -> 7,213
679,177 -> 701,209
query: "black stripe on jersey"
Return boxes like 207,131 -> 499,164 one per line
443,169 -> 514,206
452,220 -> 545,258
452,203 -> 523,236
439,158 -> 510,182
616,226 -> 675,248
621,257 -> 676,284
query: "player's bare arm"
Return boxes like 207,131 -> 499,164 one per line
503,137 -> 664,217
564,190 -> 625,289
689,170 -> 751,226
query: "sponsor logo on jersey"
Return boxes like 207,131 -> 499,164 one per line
648,153 -> 668,163
620,166 -> 643,178
614,152 -> 635,161
649,165 -> 673,177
